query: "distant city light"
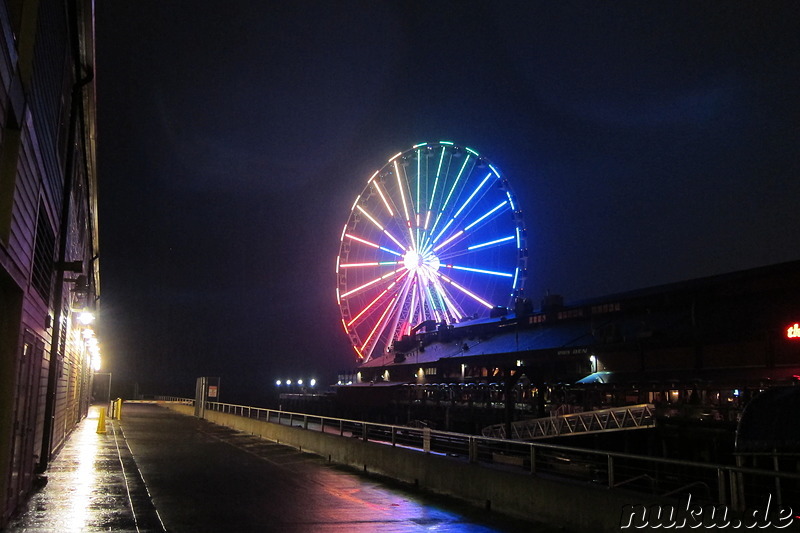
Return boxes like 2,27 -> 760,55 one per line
297,379 -> 303,385
286,380 -> 292,385
275,380 -> 281,386
310,379 -> 316,387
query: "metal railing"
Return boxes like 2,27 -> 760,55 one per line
482,403 -> 656,440
155,398 -> 799,512
153,396 -> 194,404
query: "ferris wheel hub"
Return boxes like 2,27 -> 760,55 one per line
403,249 -> 441,273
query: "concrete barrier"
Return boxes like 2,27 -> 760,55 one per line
162,404 -> 667,532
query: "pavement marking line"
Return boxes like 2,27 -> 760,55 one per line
110,420 -> 142,533
111,422 -> 168,532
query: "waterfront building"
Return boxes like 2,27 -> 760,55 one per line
0,0 -> 98,526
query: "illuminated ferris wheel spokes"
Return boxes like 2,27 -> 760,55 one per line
337,142 -> 527,362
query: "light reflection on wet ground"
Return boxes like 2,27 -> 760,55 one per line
8,405 -> 559,532
7,405 -> 163,532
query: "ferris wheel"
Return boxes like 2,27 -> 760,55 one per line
336,142 -> 527,363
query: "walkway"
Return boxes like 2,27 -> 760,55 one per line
6,404 -> 553,532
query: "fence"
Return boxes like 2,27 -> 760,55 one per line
156,396 -> 799,512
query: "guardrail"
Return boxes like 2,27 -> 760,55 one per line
156,397 -> 799,513
153,396 -> 194,404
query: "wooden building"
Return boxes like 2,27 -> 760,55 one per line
0,0 -> 98,526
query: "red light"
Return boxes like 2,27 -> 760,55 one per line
787,323 -> 800,339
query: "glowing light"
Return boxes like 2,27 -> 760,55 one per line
439,155 -> 471,218
404,249 -> 421,271
394,160 -> 411,222
788,323 -> 800,339
372,179 -> 394,216
276,380 -> 282,386
433,230 -> 464,252
448,265 -> 513,277
345,233 -> 402,256
440,275 -> 494,308
464,200 -> 508,231
432,218 -> 455,245
465,147 -> 479,156
78,311 -> 95,325
467,235 -> 515,251
356,205 -> 384,231
348,286 -> 394,326
340,267 -> 403,298
416,149 -> 421,217
339,262 -> 381,268
429,147 -> 446,211
310,378 -> 317,387
453,172 -> 492,219
506,191 -> 516,210
383,229 -> 405,251
360,296 -> 398,353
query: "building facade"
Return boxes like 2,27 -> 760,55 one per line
0,0 -> 98,526
350,260 -> 800,428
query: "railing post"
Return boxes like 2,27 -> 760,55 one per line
362,423 -> 368,441
729,470 -> 739,512
320,417 -> 325,433
773,452 -> 783,506
530,446 -> 536,474
304,415 -> 308,430
607,455 -> 615,489
391,427 -> 396,447
289,413 -> 294,427
468,437 -> 478,464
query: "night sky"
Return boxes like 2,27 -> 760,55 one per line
94,2 -> 800,402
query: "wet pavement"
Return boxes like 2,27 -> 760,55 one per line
6,405 -> 163,533
6,404 -> 555,532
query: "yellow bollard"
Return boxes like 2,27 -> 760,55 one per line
115,398 -> 123,420
96,407 -> 107,434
